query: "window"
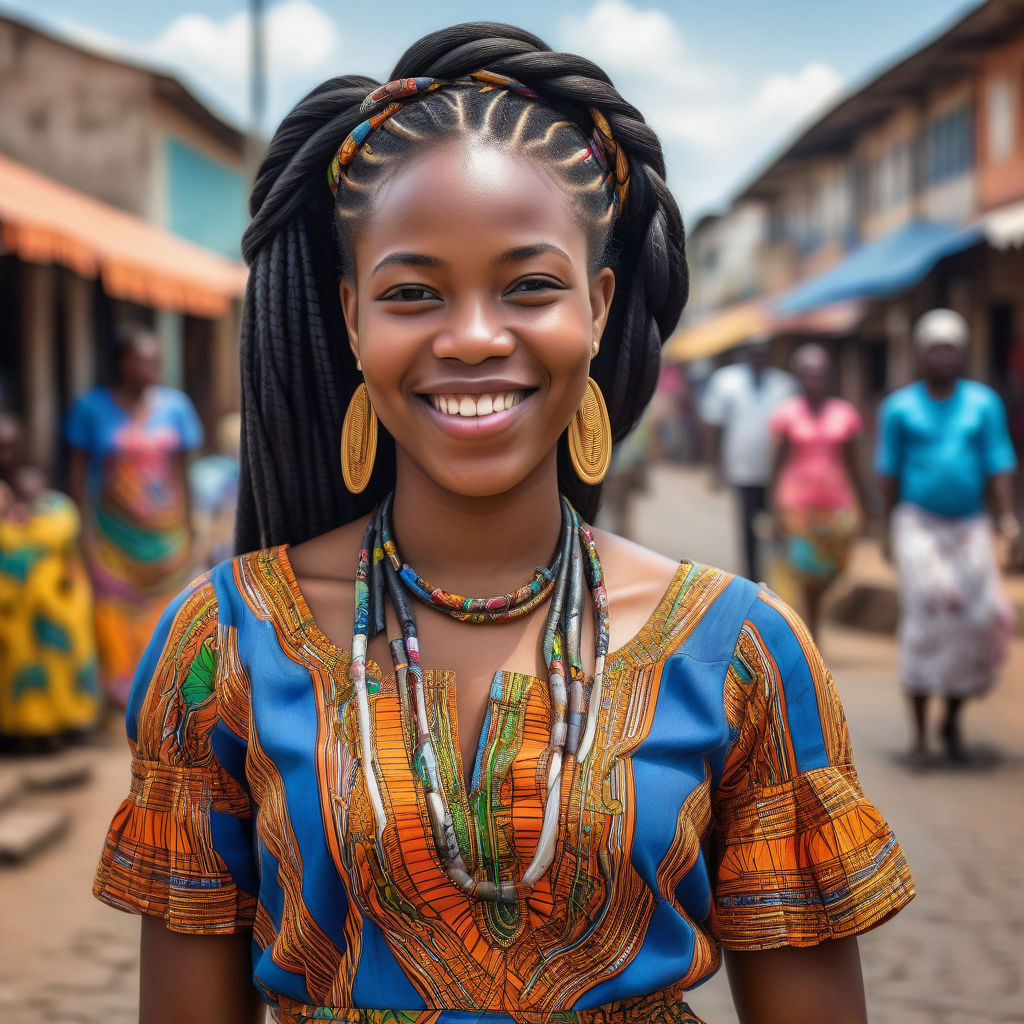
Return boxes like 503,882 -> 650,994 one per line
987,77 -> 1015,162
925,103 -> 974,185
862,141 -> 912,215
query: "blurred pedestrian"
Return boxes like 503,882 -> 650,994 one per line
700,338 -> 797,580
65,326 -> 203,706
876,309 -> 1019,767
189,412 -> 241,569
769,344 -> 868,639
0,414 -> 100,751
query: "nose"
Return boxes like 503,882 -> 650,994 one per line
432,296 -> 516,364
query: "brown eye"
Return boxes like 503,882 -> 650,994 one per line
381,286 -> 439,302
506,277 -> 565,296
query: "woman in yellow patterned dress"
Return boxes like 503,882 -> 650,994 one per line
94,24 -> 914,1024
0,414 -> 100,748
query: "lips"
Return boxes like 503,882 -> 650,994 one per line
426,391 -> 527,417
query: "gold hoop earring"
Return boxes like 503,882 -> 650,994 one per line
568,377 -> 612,485
340,382 -> 378,494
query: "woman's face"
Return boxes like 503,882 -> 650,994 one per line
340,141 -> 615,499
795,349 -> 829,399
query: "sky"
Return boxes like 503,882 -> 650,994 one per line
6,0 -> 976,219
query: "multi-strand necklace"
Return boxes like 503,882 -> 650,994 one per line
345,492 -> 609,905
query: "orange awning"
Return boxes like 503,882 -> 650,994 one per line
0,152 -> 247,318
664,300 -> 769,362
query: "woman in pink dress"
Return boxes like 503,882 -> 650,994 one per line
770,344 -> 867,638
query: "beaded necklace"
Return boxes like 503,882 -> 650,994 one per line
346,493 -> 609,905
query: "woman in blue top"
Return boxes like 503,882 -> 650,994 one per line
876,308 -> 1018,766
65,326 -> 204,706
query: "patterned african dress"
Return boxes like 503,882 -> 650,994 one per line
64,386 -> 203,705
94,548 -> 914,1023
0,491 -> 100,738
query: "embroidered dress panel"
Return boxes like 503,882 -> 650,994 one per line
94,547 -> 914,1022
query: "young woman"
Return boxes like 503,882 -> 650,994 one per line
769,344 -> 868,639
94,24 -> 914,1024
65,327 -> 203,705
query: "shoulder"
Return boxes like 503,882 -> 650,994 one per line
589,530 -> 688,650
962,379 -> 1003,408
829,396 -> 863,426
707,364 -> 741,390
156,386 -> 198,415
772,394 -> 801,420
65,387 -> 105,420
880,384 -> 915,414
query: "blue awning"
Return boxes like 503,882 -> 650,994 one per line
776,220 -> 983,315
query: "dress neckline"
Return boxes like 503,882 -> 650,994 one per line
272,542 -> 692,679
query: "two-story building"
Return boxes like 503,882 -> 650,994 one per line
670,0 -> 1024,437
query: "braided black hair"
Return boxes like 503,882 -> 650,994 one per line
237,22 -> 687,553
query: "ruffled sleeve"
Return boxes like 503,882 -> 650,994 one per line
711,590 -> 914,949
93,574 -> 257,934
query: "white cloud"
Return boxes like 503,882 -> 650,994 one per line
149,0 -> 336,91
751,62 -> 843,124
559,0 -> 845,215
147,0 -> 338,125
56,2 -> 343,130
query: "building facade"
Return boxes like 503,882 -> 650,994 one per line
0,13 -> 249,470
670,0 -> 1024,448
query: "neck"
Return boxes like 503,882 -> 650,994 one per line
114,382 -> 149,404
390,453 -> 564,594
924,376 -> 957,399
805,391 -> 826,411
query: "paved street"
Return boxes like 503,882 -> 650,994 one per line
1,463 -> 1022,1023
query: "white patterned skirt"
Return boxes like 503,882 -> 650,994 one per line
893,503 -> 1015,698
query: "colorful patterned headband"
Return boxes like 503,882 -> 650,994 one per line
326,70 -> 630,210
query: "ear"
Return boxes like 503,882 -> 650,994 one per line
589,267 -> 616,358
339,280 -> 360,365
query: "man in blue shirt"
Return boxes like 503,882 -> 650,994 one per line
876,309 -> 1018,767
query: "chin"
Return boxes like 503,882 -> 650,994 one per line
422,459 -> 546,501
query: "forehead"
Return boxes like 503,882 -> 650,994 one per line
354,141 -> 587,260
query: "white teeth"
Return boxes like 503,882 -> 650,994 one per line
428,391 -> 525,417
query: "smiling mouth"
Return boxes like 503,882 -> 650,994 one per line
423,391 -> 530,417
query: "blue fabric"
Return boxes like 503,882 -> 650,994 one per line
875,379 -> 1017,517
777,220 -> 983,314
101,552 -> 912,1018
64,386 -> 204,494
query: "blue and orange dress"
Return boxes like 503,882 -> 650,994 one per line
93,547 -> 914,1023
64,385 -> 204,706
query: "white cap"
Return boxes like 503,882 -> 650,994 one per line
913,308 -> 968,351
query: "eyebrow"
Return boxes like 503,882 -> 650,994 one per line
371,252 -> 453,274
497,243 -> 572,266
370,243 -> 573,276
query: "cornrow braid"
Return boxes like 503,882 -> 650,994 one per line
236,22 -> 687,553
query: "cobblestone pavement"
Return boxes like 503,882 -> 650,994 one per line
1,464 -> 1021,1023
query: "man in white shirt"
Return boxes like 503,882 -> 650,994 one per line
700,340 -> 797,581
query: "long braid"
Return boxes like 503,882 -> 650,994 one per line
236,25 -> 686,549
